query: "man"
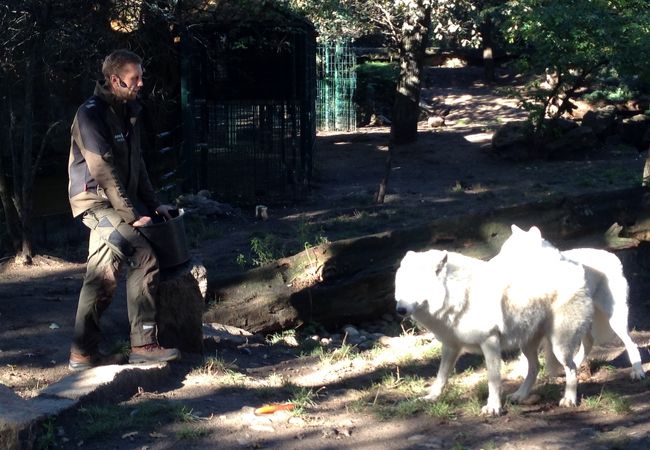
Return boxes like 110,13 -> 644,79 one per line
67,49 -> 180,370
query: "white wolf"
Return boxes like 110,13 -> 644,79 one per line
494,225 -> 645,380
395,248 -> 593,415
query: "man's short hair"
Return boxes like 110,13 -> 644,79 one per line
102,49 -> 142,81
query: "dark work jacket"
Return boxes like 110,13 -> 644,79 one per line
67,81 -> 159,223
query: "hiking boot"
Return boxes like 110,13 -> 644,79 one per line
129,344 -> 181,364
68,351 -> 127,371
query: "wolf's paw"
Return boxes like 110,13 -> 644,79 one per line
421,391 -> 441,402
558,397 -> 577,408
480,404 -> 502,416
631,364 -> 646,380
506,391 -> 527,404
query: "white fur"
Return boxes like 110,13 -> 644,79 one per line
497,225 -> 645,380
395,248 -> 593,415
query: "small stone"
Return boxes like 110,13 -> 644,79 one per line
377,336 -> 393,347
250,424 -> 275,433
288,417 -> 306,426
342,325 -> 359,337
320,338 -> 332,346
423,437 -> 444,449
371,332 -> 385,339
520,394 -> 541,405
408,434 -> 426,442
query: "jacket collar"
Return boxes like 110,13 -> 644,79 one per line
93,80 -> 142,118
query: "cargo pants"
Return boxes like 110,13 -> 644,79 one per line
71,206 -> 159,355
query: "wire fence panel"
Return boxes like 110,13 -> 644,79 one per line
316,42 -> 357,132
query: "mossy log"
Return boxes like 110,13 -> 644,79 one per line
204,187 -> 650,334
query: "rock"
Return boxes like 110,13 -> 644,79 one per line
545,126 -> 599,159
582,105 -> 617,138
427,116 -> 445,128
190,260 -> 208,300
342,325 -> 359,337
491,121 -> 535,161
381,313 -> 395,322
407,434 -> 426,442
617,114 -> 650,150
176,194 -> 236,217
203,323 -> 257,346
368,114 -> 391,126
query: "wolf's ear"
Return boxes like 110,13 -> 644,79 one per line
511,224 -> 523,234
528,226 -> 542,240
435,252 -> 448,275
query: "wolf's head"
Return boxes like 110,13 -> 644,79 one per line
395,249 -> 449,317
492,224 -> 561,265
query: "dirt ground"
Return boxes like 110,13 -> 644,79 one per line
2,67 -> 650,449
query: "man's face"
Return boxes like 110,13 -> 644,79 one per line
109,62 -> 143,101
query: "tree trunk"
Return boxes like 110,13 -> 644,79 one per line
374,136 -> 394,204
390,0 -> 432,145
0,81 -> 21,251
480,16 -> 495,82
16,45 -> 37,265
204,187 -> 648,334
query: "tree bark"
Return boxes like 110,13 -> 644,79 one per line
480,16 -> 495,82
0,81 -> 21,251
17,45 -> 36,264
204,187 -> 648,334
390,0 -> 432,145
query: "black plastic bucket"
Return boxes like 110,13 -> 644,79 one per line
138,209 -> 190,269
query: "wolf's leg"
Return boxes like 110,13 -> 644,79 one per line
480,335 -> 503,416
508,336 -> 542,403
423,343 -> 461,401
573,332 -> 593,369
549,339 -> 579,407
609,310 -> 645,379
542,337 -> 564,377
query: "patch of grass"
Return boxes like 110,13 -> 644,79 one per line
35,418 -> 57,450
266,329 -> 298,347
107,339 -> 131,358
315,342 -> 358,365
191,357 -> 248,386
450,180 -> 465,193
235,253 -> 247,268
174,405 -> 200,423
288,386 -> 319,416
250,233 -> 284,266
582,389 -> 631,414
78,400 -> 178,440
176,425 -> 209,440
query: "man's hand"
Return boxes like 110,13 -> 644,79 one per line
155,204 -> 175,220
132,216 -> 152,227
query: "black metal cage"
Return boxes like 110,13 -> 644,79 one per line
181,11 -> 316,203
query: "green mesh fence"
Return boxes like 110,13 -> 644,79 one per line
316,42 -> 357,132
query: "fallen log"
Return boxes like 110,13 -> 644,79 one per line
203,187 -> 650,334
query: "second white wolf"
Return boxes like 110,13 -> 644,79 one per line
494,225 -> 645,380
